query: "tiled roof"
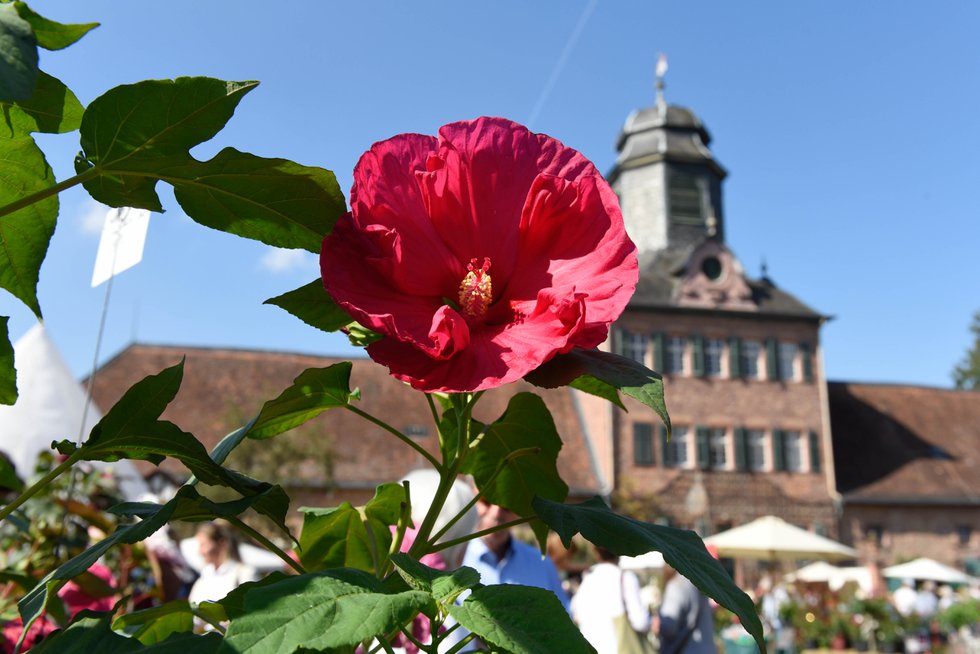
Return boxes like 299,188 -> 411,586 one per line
88,344 -> 601,499
828,382 -> 980,504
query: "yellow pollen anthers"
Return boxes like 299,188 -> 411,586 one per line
458,257 -> 492,319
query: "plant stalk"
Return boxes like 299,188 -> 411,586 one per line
0,451 -> 82,523
224,516 -> 304,575
346,405 -> 440,469
0,168 -> 99,220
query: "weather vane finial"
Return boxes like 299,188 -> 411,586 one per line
656,53 -> 668,107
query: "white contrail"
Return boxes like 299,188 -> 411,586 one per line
526,0 -> 599,129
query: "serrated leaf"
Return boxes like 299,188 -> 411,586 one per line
31,610 -> 138,654
0,317 -> 15,406
460,392 -> 567,549
75,361 -> 290,533
0,135 -> 57,317
167,148 -> 344,252
390,553 -> 479,606
449,584 -> 594,654
527,348 -> 670,433
12,3 -> 97,51
1,70 -> 83,136
533,496 -> 764,652
264,278 -> 351,334
246,363 -> 358,439
218,569 -> 432,654
297,484 -> 404,573
0,3 -> 37,101
217,573 -> 289,621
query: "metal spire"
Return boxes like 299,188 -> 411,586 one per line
656,53 -> 668,107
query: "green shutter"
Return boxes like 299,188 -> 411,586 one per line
808,430 -> 821,472
692,335 -> 705,378
652,332 -> 665,373
734,427 -> 746,471
729,337 -> 741,379
766,338 -> 779,381
772,429 -> 785,471
695,426 -> 710,470
633,423 -> 654,466
661,425 -> 673,467
613,327 -> 626,356
801,342 -> 814,383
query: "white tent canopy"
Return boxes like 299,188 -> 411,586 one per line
703,515 -> 859,561
783,561 -> 873,593
882,558 -> 977,585
620,550 -> 665,570
0,324 -> 147,499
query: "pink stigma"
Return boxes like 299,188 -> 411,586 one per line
458,257 -> 492,320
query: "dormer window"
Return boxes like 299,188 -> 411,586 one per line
668,172 -> 704,225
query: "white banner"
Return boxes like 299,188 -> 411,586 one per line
91,207 -> 150,287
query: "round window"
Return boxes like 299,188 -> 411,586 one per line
701,256 -> 723,281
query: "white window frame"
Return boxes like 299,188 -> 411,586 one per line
778,342 -> 798,381
746,429 -> 766,471
708,428 -> 727,470
704,338 -> 724,377
783,430 -> 803,472
665,336 -> 686,375
623,331 -> 648,366
740,340 -> 761,379
669,426 -> 690,469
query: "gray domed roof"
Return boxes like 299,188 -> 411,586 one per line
609,101 -> 726,182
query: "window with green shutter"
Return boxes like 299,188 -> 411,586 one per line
633,422 -> 655,466
729,337 -> 741,379
801,342 -> 814,383
692,335 -> 705,378
772,429 -> 785,471
695,426 -> 710,470
808,431 -> 821,472
652,332 -> 665,373
733,427 -> 747,471
766,338 -> 779,381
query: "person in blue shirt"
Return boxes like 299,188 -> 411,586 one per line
461,499 -> 570,612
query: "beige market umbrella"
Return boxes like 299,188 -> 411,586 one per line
703,515 -> 859,561
784,561 -> 873,593
882,558 -> 976,585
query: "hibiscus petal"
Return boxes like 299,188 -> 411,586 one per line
508,173 -> 638,324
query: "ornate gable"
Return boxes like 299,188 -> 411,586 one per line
676,240 -> 755,311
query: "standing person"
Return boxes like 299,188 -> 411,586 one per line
187,523 -> 259,605
659,565 -> 717,654
572,546 -> 652,654
461,499 -> 569,610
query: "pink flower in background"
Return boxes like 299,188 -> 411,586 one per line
321,117 -> 638,392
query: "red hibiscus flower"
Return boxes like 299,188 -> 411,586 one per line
321,117 -> 638,392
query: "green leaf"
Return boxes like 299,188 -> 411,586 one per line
0,135 -> 57,317
217,572 -> 289,621
74,361 -> 290,533
75,78 -> 345,251
167,148 -> 344,252
112,600 -> 194,645
31,610 -> 138,654
461,392 -> 568,549
246,363 -> 358,439
390,553 -> 480,606
0,316 -> 15,406
264,278 -> 351,334
12,3 -> 98,51
1,70 -> 83,135
139,632 -> 223,654
218,569 -> 432,654
527,348 -> 670,433
0,3 -> 37,101
533,496 -> 764,652
297,484 -> 404,573
449,584 -> 595,654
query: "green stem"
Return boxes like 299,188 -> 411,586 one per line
191,606 -> 227,634
0,451 -> 81,523
425,393 -> 441,430
432,516 -> 532,555
346,405 -> 440,469
444,632 -> 477,654
224,516 -> 305,575
0,168 -> 99,220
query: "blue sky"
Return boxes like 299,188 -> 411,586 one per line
7,1 -> 980,389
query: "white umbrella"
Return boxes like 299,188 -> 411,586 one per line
784,561 -> 873,593
882,558 -> 976,585
703,515 -> 859,561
